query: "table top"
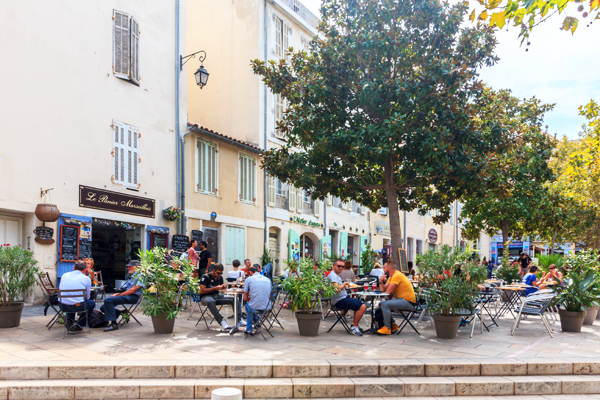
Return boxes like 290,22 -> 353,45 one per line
219,288 -> 244,294
357,291 -> 389,298
497,286 -> 529,291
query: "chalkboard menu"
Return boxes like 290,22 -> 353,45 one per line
79,239 -> 92,260
34,226 -> 54,244
60,225 -> 80,262
150,232 -> 167,249
172,235 -> 189,253
191,230 -> 203,251
398,248 -> 408,274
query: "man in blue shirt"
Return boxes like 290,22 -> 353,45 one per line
243,266 -> 272,335
59,261 -> 95,331
101,260 -> 143,332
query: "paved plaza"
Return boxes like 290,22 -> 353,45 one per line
1,304 -> 599,365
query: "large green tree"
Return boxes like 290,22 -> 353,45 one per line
459,88 -> 555,250
251,0 -> 506,267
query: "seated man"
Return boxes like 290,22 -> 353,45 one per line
376,259 -> 417,335
59,260 -> 95,331
101,260 -> 143,332
200,263 -> 242,331
327,258 -> 367,336
243,266 -> 272,335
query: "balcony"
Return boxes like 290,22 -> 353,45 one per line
280,0 -> 320,30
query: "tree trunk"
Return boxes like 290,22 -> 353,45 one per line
384,158 -> 402,270
501,218 -> 509,260
551,228 -> 556,255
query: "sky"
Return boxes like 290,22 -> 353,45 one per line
301,0 -> 600,139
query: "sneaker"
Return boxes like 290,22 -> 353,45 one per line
239,319 -> 247,327
103,323 -> 119,332
377,326 -> 392,335
350,326 -> 363,336
244,330 -> 254,336
391,323 -> 400,332
220,320 -> 231,331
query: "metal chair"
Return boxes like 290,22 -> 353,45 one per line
264,290 -> 285,330
39,272 -> 62,329
188,291 -> 223,329
392,307 -> 421,336
95,271 -> 107,300
327,303 -> 353,334
511,292 -> 556,337
116,294 -> 144,327
58,289 -> 92,337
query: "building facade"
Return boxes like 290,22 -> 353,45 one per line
0,0 -> 187,301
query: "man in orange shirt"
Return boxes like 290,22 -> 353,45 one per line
376,259 -> 416,335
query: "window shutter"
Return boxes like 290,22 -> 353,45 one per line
297,188 -> 303,214
275,17 -> 282,58
238,155 -> 256,204
360,204 -> 366,215
129,17 -> 140,83
128,125 -> 140,187
268,176 -> 276,207
314,200 -> 321,218
112,121 -> 125,184
113,10 -> 130,77
283,21 -> 289,58
197,140 -> 217,195
327,194 -> 332,206
288,185 -> 296,212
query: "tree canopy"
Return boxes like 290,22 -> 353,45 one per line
252,0 -> 510,266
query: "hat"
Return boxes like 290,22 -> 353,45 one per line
126,260 -> 140,267
253,264 -> 261,268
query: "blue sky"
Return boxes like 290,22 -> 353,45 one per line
302,0 -> 599,139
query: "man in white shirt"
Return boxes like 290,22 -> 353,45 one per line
59,261 -> 95,331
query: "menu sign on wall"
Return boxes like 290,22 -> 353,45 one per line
60,225 -> 80,262
79,185 -> 155,218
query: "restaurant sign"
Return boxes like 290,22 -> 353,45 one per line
291,216 -> 321,228
428,228 -> 438,244
374,221 -> 391,236
79,185 -> 155,218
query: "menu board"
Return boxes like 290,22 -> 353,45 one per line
191,230 -> 203,251
398,248 -> 408,274
79,239 -> 92,260
150,232 -> 167,249
60,225 -> 80,262
172,234 -> 189,253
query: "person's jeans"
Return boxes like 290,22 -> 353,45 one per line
380,298 -> 414,329
245,303 -> 265,332
201,294 -> 241,324
101,295 -> 140,322
60,300 -> 95,325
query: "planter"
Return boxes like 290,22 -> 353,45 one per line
295,311 -> 322,337
583,306 -> 599,325
559,309 -> 586,332
34,204 -> 60,222
150,313 -> 176,334
432,314 -> 462,339
597,308 -> 600,320
0,303 -> 24,328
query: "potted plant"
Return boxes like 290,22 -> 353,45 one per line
0,245 -> 42,328
162,206 -> 183,222
282,257 -> 336,336
495,257 -> 521,301
556,249 -> 600,332
135,247 -> 198,334
359,243 -> 377,275
417,245 -> 487,339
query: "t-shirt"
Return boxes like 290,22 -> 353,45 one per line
522,273 -> 539,296
122,274 -> 143,296
244,273 -> 272,310
198,250 -> 212,271
59,270 -> 91,305
188,247 -> 198,266
388,270 -> 416,303
520,256 -> 532,269
227,270 -> 245,280
200,272 -> 223,298
370,268 -> 385,277
326,270 -> 348,306
339,269 -> 356,283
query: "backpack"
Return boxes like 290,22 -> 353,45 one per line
89,310 -> 109,328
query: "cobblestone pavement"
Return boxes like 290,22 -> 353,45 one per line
0,304 -> 599,363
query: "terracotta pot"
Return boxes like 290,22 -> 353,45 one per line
559,309 -> 586,332
34,204 -> 60,222
432,314 -> 462,339
295,311 -> 322,337
583,306 -> 599,325
0,303 -> 24,328
150,313 -> 176,334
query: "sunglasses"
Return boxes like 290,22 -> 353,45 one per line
550,267 -> 556,270
216,272 -> 223,275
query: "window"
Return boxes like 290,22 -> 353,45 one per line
428,243 -> 436,251
274,16 -> 290,58
449,203 -> 454,225
113,10 -> 139,84
416,240 -> 423,256
112,121 -> 140,189
407,238 -> 413,262
275,178 -> 286,196
274,93 -> 287,139
197,140 -> 218,195
239,154 -> 256,204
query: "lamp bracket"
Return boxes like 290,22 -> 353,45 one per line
180,50 -> 206,70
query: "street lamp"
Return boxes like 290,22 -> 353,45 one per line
180,50 -> 209,89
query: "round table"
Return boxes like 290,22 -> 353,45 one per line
219,288 -> 244,335
356,291 -> 389,333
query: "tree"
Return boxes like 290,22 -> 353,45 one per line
472,0 -> 600,41
251,0 -> 505,268
460,88 -> 555,252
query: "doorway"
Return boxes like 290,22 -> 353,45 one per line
269,228 -> 279,274
0,215 -> 22,247
300,234 -> 315,260
203,227 -> 219,263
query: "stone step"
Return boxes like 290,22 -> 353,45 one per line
2,375 -> 600,399
1,358 -> 600,380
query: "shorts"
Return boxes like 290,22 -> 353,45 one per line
333,297 -> 363,312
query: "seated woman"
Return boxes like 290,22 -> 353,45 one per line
339,260 -> 356,283
521,265 -> 547,295
542,264 -> 563,284
370,263 -> 385,277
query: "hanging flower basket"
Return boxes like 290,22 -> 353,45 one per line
35,204 -> 60,222
163,206 -> 183,222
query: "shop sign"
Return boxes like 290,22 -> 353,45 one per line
374,221 -> 391,236
79,185 -> 155,218
33,226 -> 54,244
428,228 -> 438,244
291,216 -> 321,228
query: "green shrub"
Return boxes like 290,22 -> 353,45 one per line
282,257 -> 336,314
0,245 -> 42,307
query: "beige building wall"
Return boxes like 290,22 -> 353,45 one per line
0,0 -> 187,302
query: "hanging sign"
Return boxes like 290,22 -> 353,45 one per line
398,248 -> 408,274
374,221 -> 391,236
428,228 -> 438,244
79,185 -> 155,218
34,226 -> 54,244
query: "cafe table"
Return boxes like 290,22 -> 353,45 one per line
219,288 -> 244,335
496,285 -> 530,318
356,291 -> 389,334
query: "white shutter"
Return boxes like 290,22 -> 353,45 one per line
129,17 -> 140,84
197,140 -> 217,195
275,17 -> 282,58
314,200 -> 321,218
112,121 -> 125,184
239,154 -> 256,204
268,176 -> 276,207
113,10 -> 130,77
327,194 -> 332,206
297,188 -> 304,214
360,204 -> 366,215
128,125 -> 140,187
289,185 -> 297,212
283,21 -> 290,58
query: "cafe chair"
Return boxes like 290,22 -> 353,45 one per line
39,272 -> 62,330
327,304 -> 353,334
188,290 -> 223,329
58,289 -> 92,337
264,290 -> 285,330
117,294 -> 144,327
95,271 -> 107,300
511,292 -> 556,337
392,308 -> 421,336
245,297 -> 276,341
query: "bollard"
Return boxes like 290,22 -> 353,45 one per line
211,387 -> 242,400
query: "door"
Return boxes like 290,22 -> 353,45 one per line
225,226 -> 245,265
288,229 -> 300,262
319,235 -> 331,261
0,216 -> 22,247
204,227 -> 219,263
339,231 -> 348,258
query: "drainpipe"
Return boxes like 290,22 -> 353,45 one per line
263,0 -> 268,247
323,200 -> 327,237
175,0 -> 182,235
403,210 -> 407,250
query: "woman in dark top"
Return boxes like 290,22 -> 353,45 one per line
519,252 -> 532,279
